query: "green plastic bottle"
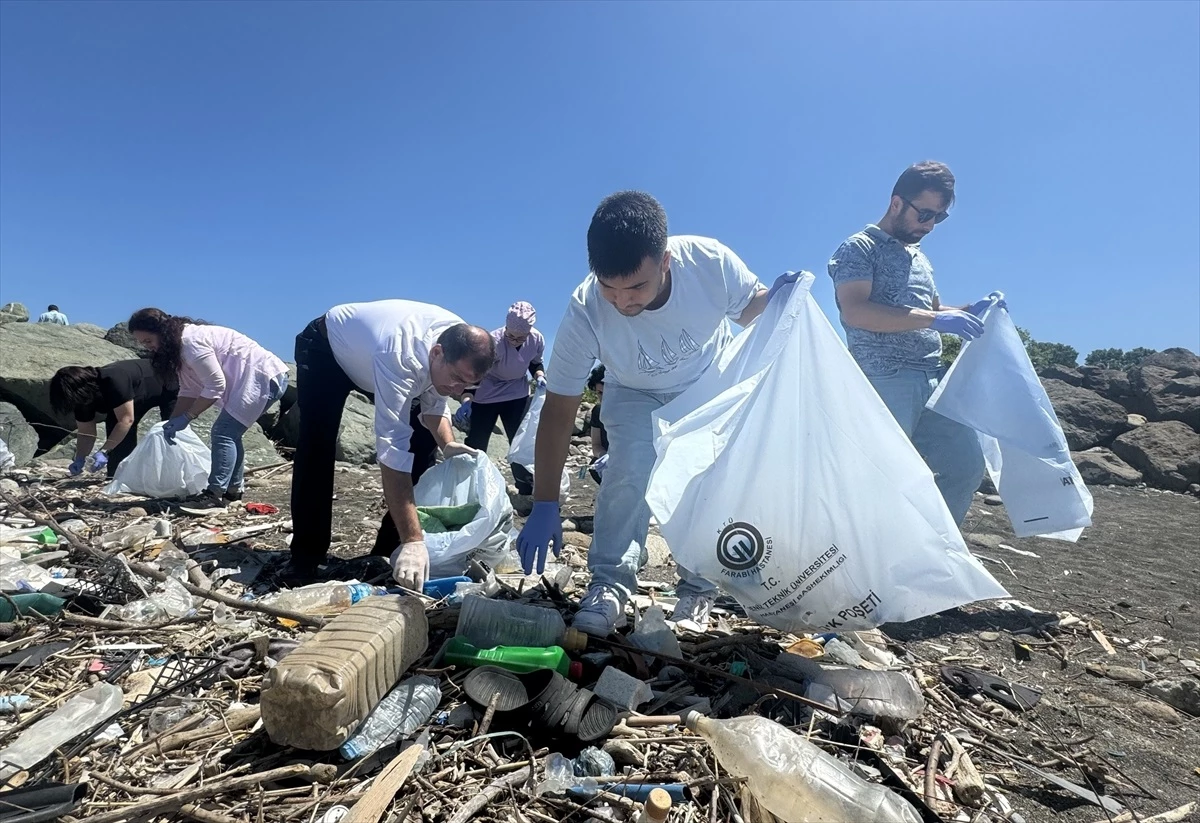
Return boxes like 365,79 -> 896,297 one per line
0,593 -> 67,622
444,637 -> 582,679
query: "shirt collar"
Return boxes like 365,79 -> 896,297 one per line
863,223 -> 920,249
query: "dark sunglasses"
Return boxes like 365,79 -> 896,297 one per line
901,198 -> 950,224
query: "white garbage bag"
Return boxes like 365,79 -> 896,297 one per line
0,438 -> 13,472
104,423 -> 211,499
646,273 -> 1007,633
413,452 -> 515,578
508,385 -> 572,501
927,306 -> 1093,540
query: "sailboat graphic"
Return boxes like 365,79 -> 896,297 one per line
660,338 -> 679,366
637,342 -> 661,373
678,329 -> 700,356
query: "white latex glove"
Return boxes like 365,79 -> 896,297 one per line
391,541 -> 430,592
441,441 -> 478,459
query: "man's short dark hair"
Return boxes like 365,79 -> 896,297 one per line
438,323 -> 496,376
587,364 -> 606,391
892,161 -> 955,207
587,191 -> 668,279
47,304 -> 59,311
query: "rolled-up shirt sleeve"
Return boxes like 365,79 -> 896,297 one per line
372,350 -> 421,473
181,338 -> 226,400
544,302 -> 599,396
717,242 -> 764,319
418,384 -> 449,419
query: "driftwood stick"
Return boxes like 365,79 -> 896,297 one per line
83,763 -> 335,823
924,737 -> 944,807
344,743 -> 425,823
941,732 -> 986,806
445,767 -> 531,823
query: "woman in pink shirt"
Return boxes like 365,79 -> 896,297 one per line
129,308 -> 288,509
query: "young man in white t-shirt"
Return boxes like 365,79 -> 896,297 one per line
517,191 -> 769,636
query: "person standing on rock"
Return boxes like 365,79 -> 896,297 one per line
50,359 -> 179,477
37,304 -> 69,325
453,301 -> 546,494
517,191 -> 769,636
828,161 -> 1004,524
127,308 -> 289,510
287,300 -> 495,591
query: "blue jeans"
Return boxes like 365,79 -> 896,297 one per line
208,374 -> 288,495
868,367 -> 983,525
590,383 -> 716,603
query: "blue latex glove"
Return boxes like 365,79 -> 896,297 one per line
162,414 -> 191,444
89,450 -> 108,473
967,290 -> 1007,317
931,310 -> 985,340
68,457 -> 85,476
766,271 -> 802,302
517,501 -> 562,575
452,399 -> 471,430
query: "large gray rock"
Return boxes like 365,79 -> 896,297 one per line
1072,448 -> 1142,487
1111,421 -> 1200,492
0,403 -> 37,467
1080,367 -> 1138,410
1141,347 -> 1200,375
1042,379 -> 1130,450
1039,364 -> 1083,386
73,323 -> 107,338
0,303 -> 29,324
0,322 -> 138,433
103,322 -> 146,354
257,364 -> 376,466
1128,349 -> 1200,430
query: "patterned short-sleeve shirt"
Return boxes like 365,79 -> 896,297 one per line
828,224 -> 942,377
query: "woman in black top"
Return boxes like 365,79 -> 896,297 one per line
50,359 -> 179,477
587,365 -> 608,483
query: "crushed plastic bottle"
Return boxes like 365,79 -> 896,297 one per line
628,605 -> 682,659
99,522 -> 157,550
0,683 -> 123,780
769,652 -> 925,721
536,752 -> 598,796
259,581 -> 385,615
156,545 -> 191,581
111,577 -> 195,623
0,560 -> 54,592
456,595 -> 587,651
339,675 -> 442,760
0,695 -> 35,714
684,712 -> 922,823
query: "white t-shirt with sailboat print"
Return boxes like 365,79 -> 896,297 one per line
546,235 -> 763,395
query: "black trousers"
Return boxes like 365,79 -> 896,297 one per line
465,395 -> 532,494
290,317 -> 438,571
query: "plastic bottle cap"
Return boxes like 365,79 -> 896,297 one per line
645,788 -> 672,820
568,660 -> 584,680
562,627 -> 588,653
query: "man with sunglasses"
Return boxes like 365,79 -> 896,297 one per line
829,161 -> 1003,525
287,300 -> 496,591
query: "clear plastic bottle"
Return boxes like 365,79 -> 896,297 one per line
684,713 -> 922,823
260,581 -> 384,615
768,652 -> 925,721
0,683 -> 123,780
339,675 -> 442,759
457,595 -> 586,651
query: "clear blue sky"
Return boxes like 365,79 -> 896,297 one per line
2,1 -> 1197,364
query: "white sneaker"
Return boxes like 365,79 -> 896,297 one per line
671,593 -> 714,634
572,584 -> 627,637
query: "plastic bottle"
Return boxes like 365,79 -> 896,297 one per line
261,595 -> 428,751
0,695 -> 34,714
0,561 -> 53,591
457,594 -> 587,651
444,637 -> 582,678
421,576 -> 472,600
637,788 -> 673,823
0,683 -> 123,779
339,675 -> 442,760
683,713 -> 922,823
768,652 -> 925,720
260,581 -> 385,615
0,592 -> 66,622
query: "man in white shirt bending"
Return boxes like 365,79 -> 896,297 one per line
518,191 -> 769,636
287,300 -> 494,591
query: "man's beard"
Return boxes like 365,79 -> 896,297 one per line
891,227 -> 927,244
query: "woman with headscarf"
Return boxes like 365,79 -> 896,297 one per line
453,301 -> 545,490
127,308 -> 288,508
